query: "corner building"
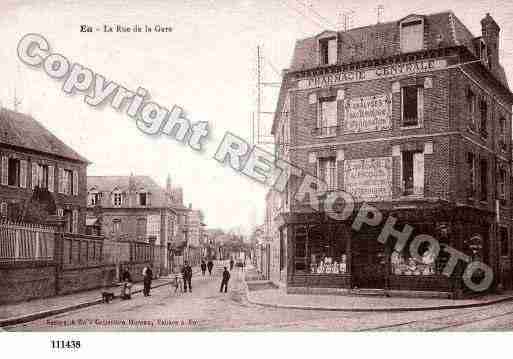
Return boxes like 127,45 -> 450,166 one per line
270,12 -> 513,297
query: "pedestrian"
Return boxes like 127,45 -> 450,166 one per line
181,260 -> 193,293
121,266 -> 133,300
207,259 -> 214,276
143,264 -> 153,297
220,266 -> 230,293
229,258 -> 234,271
173,275 -> 183,295
201,260 -> 207,276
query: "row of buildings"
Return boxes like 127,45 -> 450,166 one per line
260,11 -> 513,297
0,107 -> 208,276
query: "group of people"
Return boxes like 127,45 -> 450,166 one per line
119,259 -> 234,299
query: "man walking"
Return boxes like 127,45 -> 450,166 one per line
200,260 -> 207,276
229,258 -> 234,271
142,264 -> 153,297
182,260 -> 193,293
207,260 -> 214,276
220,266 -> 230,293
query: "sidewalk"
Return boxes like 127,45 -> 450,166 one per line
0,266 -> 200,327
243,267 -> 513,312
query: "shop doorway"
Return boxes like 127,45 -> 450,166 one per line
351,228 -> 386,289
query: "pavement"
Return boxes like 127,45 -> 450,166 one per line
0,265 -> 201,328
243,266 -> 513,312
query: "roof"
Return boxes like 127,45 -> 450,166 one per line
87,175 -> 186,209
0,108 -> 89,163
288,11 -> 509,89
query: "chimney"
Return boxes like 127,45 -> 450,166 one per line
481,13 -> 500,72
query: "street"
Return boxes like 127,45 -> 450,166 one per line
7,264 -> 513,331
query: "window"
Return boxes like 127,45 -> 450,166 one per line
467,90 -> 477,130
63,169 -> 73,194
0,202 -> 7,217
112,219 -> 121,233
89,191 -> 101,206
498,167 -> 506,203
400,20 -> 424,53
402,151 -> 424,196
139,193 -> 147,206
318,97 -> 337,136
480,100 -> 488,138
319,38 -> 337,65
318,157 -> 337,191
468,153 -> 476,197
136,218 -> 146,240
500,227 -> 509,257
113,191 -> 122,207
401,86 -> 423,126
499,117 -> 507,151
8,158 -> 20,186
480,159 -> 488,201
38,164 -> 49,189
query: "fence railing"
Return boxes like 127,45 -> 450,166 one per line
0,219 -> 56,262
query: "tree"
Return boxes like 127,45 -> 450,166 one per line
22,187 -> 57,224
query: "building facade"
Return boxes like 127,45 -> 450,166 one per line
86,174 -> 184,275
0,109 -> 89,233
270,12 -> 513,297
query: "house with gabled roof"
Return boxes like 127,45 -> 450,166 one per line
0,108 -> 89,233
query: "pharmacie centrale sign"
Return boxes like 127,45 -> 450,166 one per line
297,58 -> 447,90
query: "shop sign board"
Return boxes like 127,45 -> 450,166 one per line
344,157 -> 392,201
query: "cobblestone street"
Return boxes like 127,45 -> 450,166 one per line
6,267 -> 513,331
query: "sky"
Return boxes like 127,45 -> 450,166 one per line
1,0 -> 512,234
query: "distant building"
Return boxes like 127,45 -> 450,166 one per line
0,108 -> 89,233
86,174 -> 186,275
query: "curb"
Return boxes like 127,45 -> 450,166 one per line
0,280 -> 173,328
244,284 -> 513,313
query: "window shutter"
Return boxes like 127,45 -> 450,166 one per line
48,165 -> 54,192
31,162 -> 38,189
413,153 -> 424,195
0,202 -> 7,216
328,39 -> 337,65
72,209 -> 79,233
1,156 -> 7,186
73,170 -> 79,196
19,160 -> 27,188
58,168 -> 64,193
326,100 -> 337,128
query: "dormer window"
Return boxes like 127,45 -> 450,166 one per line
88,190 -> 102,206
319,37 -> 337,65
112,189 -> 122,207
139,192 -> 147,206
400,19 -> 424,53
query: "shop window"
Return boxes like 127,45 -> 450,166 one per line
500,227 -> 509,257
467,89 -> 477,131
319,38 -> 337,65
480,159 -> 488,201
402,151 -> 424,196
8,158 -> 20,187
317,97 -> 337,136
294,226 -> 308,271
467,153 -> 476,198
480,100 -> 488,138
318,157 -> 337,191
279,229 -> 285,271
391,243 -> 436,276
400,20 -> 424,53
401,86 -> 423,127
308,225 -> 347,275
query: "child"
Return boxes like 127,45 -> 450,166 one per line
174,275 -> 183,294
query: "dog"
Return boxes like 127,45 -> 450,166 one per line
102,291 -> 115,303
174,276 -> 183,295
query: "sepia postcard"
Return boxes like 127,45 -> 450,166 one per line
2,1 -> 513,350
